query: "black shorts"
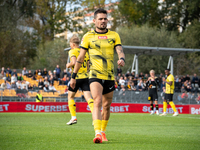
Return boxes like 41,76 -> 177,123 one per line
148,92 -> 158,101
68,78 -> 90,92
164,94 -> 173,101
89,78 -> 115,95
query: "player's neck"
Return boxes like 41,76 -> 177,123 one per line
95,28 -> 108,33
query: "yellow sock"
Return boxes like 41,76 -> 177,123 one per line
101,120 -> 109,132
68,99 -> 76,118
87,99 -> 94,113
169,101 -> 177,112
163,101 -> 167,113
93,119 -> 102,135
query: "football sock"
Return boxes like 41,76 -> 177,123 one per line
87,99 -> 94,113
163,101 -> 167,113
94,119 -> 102,135
156,104 -> 159,110
150,104 -> 153,111
68,99 -> 76,119
101,120 -> 109,132
169,101 -> 177,113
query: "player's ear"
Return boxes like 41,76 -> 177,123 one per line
93,18 -> 95,23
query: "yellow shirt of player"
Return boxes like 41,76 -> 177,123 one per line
81,29 -> 122,80
165,74 -> 174,94
69,48 -> 89,79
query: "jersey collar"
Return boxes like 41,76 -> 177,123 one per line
94,29 -> 108,34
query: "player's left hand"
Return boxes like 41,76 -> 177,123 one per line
117,59 -> 125,67
70,78 -> 76,89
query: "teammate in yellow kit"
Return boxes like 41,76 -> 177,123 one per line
66,35 -> 94,125
70,8 -> 125,143
160,69 -> 179,116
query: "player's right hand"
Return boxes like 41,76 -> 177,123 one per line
70,78 -> 76,89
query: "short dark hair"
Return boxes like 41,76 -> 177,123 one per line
94,8 -> 107,19
165,69 -> 170,71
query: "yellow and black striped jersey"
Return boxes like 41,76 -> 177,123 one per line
166,74 -> 174,94
69,48 -> 89,79
81,29 -> 122,80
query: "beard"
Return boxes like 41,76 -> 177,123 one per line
96,24 -> 107,30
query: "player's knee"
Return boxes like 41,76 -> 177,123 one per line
102,101 -> 111,111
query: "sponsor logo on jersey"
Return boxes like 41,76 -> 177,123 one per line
98,36 -> 107,39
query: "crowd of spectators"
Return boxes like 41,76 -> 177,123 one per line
0,66 -> 71,98
1,65 -> 200,103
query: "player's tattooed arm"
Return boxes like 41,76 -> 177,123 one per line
116,45 -> 125,67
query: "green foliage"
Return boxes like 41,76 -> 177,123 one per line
29,38 -> 69,71
0,113 -> 199,150
116,24 -> 181,74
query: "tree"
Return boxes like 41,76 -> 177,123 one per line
0,0 -> 37,68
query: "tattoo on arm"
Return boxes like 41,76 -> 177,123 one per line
116,46 -> 124,54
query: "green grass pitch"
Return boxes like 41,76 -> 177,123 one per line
0,113 -> 199,150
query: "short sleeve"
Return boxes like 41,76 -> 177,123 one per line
80,33 -> 89,50
114,32 -> 122,47
69,50 -> 76,59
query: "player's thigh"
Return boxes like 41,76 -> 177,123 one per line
68,91 -> 76,100
102,91 -> 114,108
89,81 -> 103,101
83,91 -> 92,101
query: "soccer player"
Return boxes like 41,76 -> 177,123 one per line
160,69 -> 179,116
66,35 -> 94,125
146,70 -> 159,115
70,8 -> 125,143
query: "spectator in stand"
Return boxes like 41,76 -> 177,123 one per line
192,73 -> 199,85
6,67 -> 12,75
6,71 -> 11,82
143,74 -> 149,80
185,74 -> 190,81
1,67 -> 6,74
181,86 -> 185,93
117,65 -> 122,75
42,68 -> 48,77
47,70 -> 52,79
62,69 -> 68,78
188,92 -> 194,101
11,74 -> 17,83
31,75 -> 36,80
34,70 -> 38,76
53,74 -> 58,81
38,78 -> 44,90
0,81 -> 6,90
175,79 -> 182,92
182,75 -> 186,82
43,84 -> 49,92
125,71 -> 130,78
28,84 -> 33,91
131,82 -> 137,91
16,86 -> 26,98
119,85 -> 126,96
131,72 -> 135,78
137,79 -> 145,91
38,69 -> 42,74
21,80 -> 29,90
43,76 -> 49,85
22,67 -> 28,76
11,69 -> 17,77
49,75 -> 54,85
60,75 -> 68,85
124,76 -> 128,87
11,81 -> 17,89
133,74 -> 138,85
158,74 -> 163,84
139,72 -> 144,79
127,81 -> 132,90
195,93 -> 200,104
33,84 -> 39,91
67,69 -> 72,78
0,70 -> 6,80
114,79 -> 119,91
6,80 -> 11,89
175,76 -> 179,82
17,73 -> 23,81
16,80 -> 21,89
55,65 -> 61,79
186,81 -> 193,92
49,83 -> 57,93
116,73 -> 121,81
160,77 -> 165,92
119,76 -> 125,86
36,72 -> 43,81
27,70 -> 33,78
178,91 -> 188,101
